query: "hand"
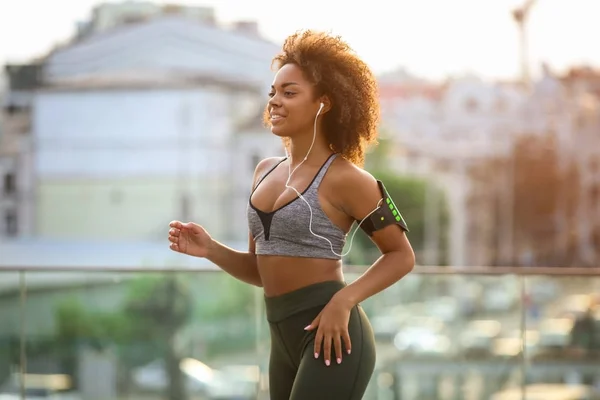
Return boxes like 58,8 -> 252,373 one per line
304,294 -> 354,366
168,221 -> 212,258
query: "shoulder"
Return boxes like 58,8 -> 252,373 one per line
255,156 -> 285,175
252,156 -> 285,182
328,156 -> 381,218
329,156 -> 378,194
328,155 -> 413,256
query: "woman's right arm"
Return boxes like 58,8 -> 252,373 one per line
204,233 -> 261,287
203,157 -> 280,287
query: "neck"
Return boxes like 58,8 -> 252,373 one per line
287,132 -> 331,168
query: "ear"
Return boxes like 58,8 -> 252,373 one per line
319,96 -> 332,114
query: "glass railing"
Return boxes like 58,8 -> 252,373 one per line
0,265 -> 599,400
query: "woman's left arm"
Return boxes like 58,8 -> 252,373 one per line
333,168 -> 415,306
306,167 -> 415,366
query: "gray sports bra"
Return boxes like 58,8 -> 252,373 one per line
247,153 -> 346,260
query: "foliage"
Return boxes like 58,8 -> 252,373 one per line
53,275 -> 194,400
345,136 -> 450,265
347,170 -> 448,265
511,133 -> 581,265
50,272 -> 262,400
122,275 -> 194,336
470,132 -> 586,266
193,275 -> 256,321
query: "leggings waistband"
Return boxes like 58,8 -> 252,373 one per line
264,280 -> 346,322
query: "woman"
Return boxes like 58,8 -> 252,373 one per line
168,30 -> 415,400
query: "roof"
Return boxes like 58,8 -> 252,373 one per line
4,63 -> 44,91
39,70 -> 262,92
43,16 -> 280,89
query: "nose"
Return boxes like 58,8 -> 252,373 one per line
268,94 -> 282,109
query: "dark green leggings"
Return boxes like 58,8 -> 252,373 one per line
264,280 -> 376,400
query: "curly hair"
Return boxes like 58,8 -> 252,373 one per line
265,30 -> 380,167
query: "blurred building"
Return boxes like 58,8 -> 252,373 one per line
0,64 -> 41,239
379,71 -> 522,266
74,1 -> 215,39
379,66 -> 600,267
1,13 -> 281,244
557,67 -> 600,264
230,107 -> 284,240
71,1 -> 263,44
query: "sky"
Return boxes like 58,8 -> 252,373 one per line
0,0 -> 598,81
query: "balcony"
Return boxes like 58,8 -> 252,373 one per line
0,265 -> 598,400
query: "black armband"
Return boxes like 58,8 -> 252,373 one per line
359,180 -> 409,236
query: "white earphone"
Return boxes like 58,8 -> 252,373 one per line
284,102 -> 381,258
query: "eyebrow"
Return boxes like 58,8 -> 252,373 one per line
271,82 -> 299,89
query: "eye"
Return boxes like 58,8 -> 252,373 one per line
268,91 -> 295,98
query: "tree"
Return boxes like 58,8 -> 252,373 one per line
511,133 -> 581,266
347,170 -> 448,265
472,132 -> 583,266
192,276 -> 260,357
345,137 -> 450,265
54,275 -> 194,400
122,275 -> 193,400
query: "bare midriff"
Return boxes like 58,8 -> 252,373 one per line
258,255 -> 344,297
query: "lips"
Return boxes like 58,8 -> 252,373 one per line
270,113 -> 286,125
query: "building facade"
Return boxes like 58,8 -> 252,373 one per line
3,14 -> 280,244
0,64 -> 40,239
379,67 -> 600,267
229,108 -> 285,241
75,1 -> 217,40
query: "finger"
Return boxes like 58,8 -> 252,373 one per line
183,222 -> 203,235
169,242 -> 179,252
169,221 -> 182,229
169,228 -> 180,237
313,329 -> 323,359
334,334 -> 343,364
342,330 -> 352,356
323,334 -> 332,366
168,235 -> 178,243
304,313 -> 321,331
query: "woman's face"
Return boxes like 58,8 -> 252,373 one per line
267,63 -> 322,138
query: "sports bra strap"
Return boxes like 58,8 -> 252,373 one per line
309,153 -> 338,190
252,157 -> 287,192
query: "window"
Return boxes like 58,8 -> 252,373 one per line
5,104 -> 19,115
5,209 -> 17,237
3,173 -> 16,196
